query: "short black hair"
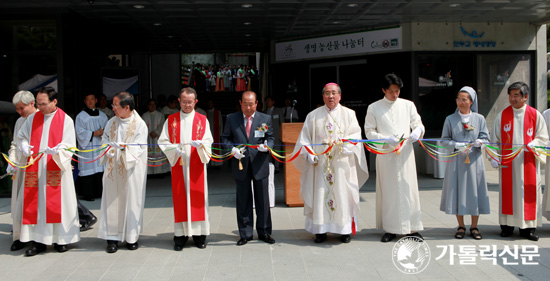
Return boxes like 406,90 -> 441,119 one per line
507,82 -> 529,97
382,74 -> 403,89
114,91 -> 135,110
179,87 -> 197,100
37,86 -> 57,102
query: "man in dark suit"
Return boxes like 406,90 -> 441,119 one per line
264,96 -> 284,172
222,91 -> 276,246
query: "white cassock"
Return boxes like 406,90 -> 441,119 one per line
207,108 -> 223,166
9,116 -> 28,241
75,109 -> 108,176
293,105 -> 369,234
542,109 -> 550,220
98,110 -> 148,243
364,97 -> 425,234
158,110 -> 213,236
142,110 -> 169,174
491,105 -> 548,228
16,110 -> 80,245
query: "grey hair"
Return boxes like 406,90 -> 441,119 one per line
12,91 -> 35,105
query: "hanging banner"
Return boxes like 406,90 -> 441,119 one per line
275,27 -> 401,62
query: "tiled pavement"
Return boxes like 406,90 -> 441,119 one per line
1,163 -> 549,281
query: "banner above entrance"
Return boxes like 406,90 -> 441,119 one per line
275,27 -> 402,62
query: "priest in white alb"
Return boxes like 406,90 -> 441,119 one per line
364,74 -> 425,243
490,82 -> 548,241
8,90 -> 37,252
159,88 -> 213,250
142,98 -> 169,175
293,83 -> 369,244
98,91 -> 148,253
16,87 -> 80,256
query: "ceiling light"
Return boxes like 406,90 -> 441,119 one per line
347,4 -> 358,8
332,21 -> 340,24
167,35 -> 174,38
243,22 -> 251,25
242,4 -> 253,8
245,34 -> 251,37
153,23 -> 162,26
449,4 -> 460,8
133,5 -> 145,9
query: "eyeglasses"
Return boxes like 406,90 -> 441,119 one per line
36,101 -> 52,107
180,101 -> 195,106
456,98 -> 471,103
323,91 -> 340,97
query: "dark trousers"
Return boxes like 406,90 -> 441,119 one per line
79,172 -> 103,200
235,166 -> 272,239
77,199 -> 95,226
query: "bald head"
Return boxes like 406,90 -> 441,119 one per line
240,91 -> 258,117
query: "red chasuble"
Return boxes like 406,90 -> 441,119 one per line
23,109 -> 65,225
168,112 -> 206,223
500,105 -> 537,220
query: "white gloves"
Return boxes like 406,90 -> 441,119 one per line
490,159 -> 499,169
6,164 -> 16,175
387,135 -> 401,147
232,147 -> 245,160
190,140 -> 203,148
526,141 -> 536,149
306,153 -> 318,164
342,146 -> 354,155
409,127 -> 423,143
257,140 -> 269,152
455,142 -> 467,150
44,143 -> 66,155
106,149 -> 115,158
21,143 -> 34,157
45,146 -> 58,155
473,139 -> 484,148
176,145 -> 186,158
110,141 -> 124,150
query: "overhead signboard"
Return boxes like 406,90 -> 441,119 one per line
275,27 -> 402,62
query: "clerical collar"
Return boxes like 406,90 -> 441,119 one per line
325,104 -> 340,112
84,107 -> 99,116
44,108 -> 58,117
512,104 -> 527,112
181,110 -> 194,118
383,96 -> 397,104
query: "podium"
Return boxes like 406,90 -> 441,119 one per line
281,123 -> 304,207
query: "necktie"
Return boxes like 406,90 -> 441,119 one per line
246,116 -> 252,138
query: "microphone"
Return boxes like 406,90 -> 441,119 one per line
292,100 -> 297,107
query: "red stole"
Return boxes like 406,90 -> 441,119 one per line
23,109 -> 65,225
501,105 -> 537,220
168,112 -> 206,223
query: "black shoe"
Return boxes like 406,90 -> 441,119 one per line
106,243 -> 118,254
80,216 -> 98,232
381,233 -> 396,243
314,233 -> 327,243
193,235 -> 207,249
261,234 -> 275,244
25,242 -> 47,257
500,225 -> 514,237
340,235 -> 351,243
406,232 -> 423,240
126,242 -> 139,250
10,240 -> 27,251
237,237 -> 252,246
174,236 -> 189,251
520,232 -> 539,241
53,243 -> 68,253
